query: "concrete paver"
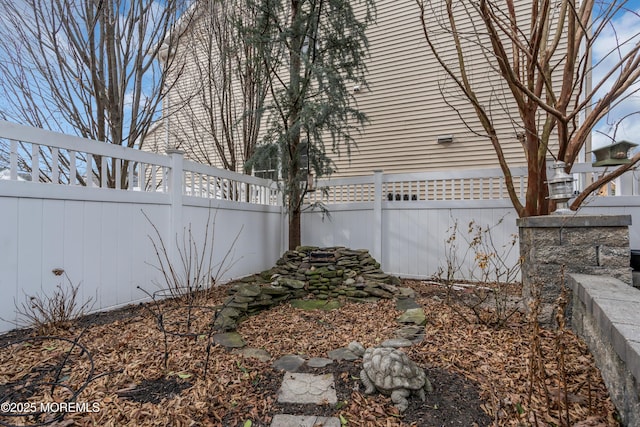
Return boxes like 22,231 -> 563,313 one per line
277,372 -> 337,404
270,414 -> 341,427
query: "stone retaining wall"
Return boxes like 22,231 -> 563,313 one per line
214,247 -> 405,330
518,215 -> 632,325
568,273 -> 640,427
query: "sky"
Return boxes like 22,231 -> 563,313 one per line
591,0 -> 640,149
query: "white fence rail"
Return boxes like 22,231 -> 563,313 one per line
0,121 -> 284,333
306,164 -> 640,205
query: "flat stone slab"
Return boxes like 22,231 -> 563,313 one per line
277,373 -> 337,404
270,414 -> 340,427
381,338 -> 413,348
273,354 -> 306,372
307,357 -> 334,368
396,297 -> 420,311
212,332 -> 246,348
327,347 -> 359,361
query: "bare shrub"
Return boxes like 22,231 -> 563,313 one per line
13,270 -> 94,334
139,207 -> 242,374
435,216 -> 522,327
142,208 -> 242,305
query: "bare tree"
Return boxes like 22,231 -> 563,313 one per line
416,0 -> 640,216
0,0 -> 191,188
160,0 -> 271,175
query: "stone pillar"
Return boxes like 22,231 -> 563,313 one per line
518,215 -> 632,326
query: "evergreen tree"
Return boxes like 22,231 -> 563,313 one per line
247,0 -> 375,249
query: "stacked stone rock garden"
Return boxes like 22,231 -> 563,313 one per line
213,246 -> 415,332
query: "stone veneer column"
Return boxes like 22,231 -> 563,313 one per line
518,215 -> 632,326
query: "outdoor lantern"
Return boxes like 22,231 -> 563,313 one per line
592,140 -> 638,166
547,161 -> 574,214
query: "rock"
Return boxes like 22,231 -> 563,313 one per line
307,357 -> 334,368
278,278 -> 306,289
236,283 -> 262,297
364,285 -> 394,299
232,295 -> 256,303
221,246 -> 400,331
397,287 -> 417,298
270,415 -> 340,427
290,299 -> 342,311
327,347 -> 360,361
380,338 -> 413,348
347,341 -> 365,356
273,354 -> 306,372
213,307 -> 240,330
389,276 -> 403,286
396,297 -> 421,311
213,332 -> 246,348
363,272 -> 390,281
277,373 -> 337,405
394,325 -> 425,341
398,308 -> 427,326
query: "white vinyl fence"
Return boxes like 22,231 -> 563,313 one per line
302,168 -> 640,281
3,120 -> 640,334
0,121 -> 284,333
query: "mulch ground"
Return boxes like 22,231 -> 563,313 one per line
0,280 -> 619,426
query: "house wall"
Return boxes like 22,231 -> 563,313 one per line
148,0 -> 570,178
146,0 -> 261,172
331,0 -> 568,176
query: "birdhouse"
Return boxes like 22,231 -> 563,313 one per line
592,140 -> 638,166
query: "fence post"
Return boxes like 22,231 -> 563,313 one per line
373,170 -> 383,265
167,149 -> 185,266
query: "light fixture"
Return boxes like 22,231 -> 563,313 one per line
437,135 -> 454,144
547,161 -> 574,215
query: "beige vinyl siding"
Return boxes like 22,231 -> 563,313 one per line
330,0 -> 535,177
146,0 -> 568,179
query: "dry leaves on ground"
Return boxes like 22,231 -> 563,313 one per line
0,281 -> 619,426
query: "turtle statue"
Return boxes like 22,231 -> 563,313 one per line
348,341 -> 433,412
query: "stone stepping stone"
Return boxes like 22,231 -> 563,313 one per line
277,373 -> 337,404
212,332 -> 246,348
395,325 -> 425,344
270,414 -> 340,427
396,297 -> 420,311
307,357 -> 333,368
380,338 -> 413,348
327,347 -> 359,361
273,354 -> 306,372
